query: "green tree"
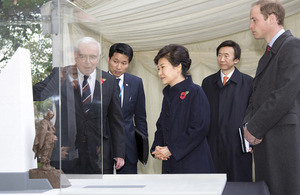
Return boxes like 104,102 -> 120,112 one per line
0,0 -> 54,121
0,0 -> 52,84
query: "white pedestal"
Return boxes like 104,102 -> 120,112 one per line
0,48 -> 37,190
58,174 -> 226,195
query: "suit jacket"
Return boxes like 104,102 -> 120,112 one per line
122,73 -> 147,164
151,76 -> 214,173
33,66 -> 125,174
243,30 -> 300,195
202,68 -> 253,182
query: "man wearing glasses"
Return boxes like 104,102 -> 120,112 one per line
33,37 -> 125,174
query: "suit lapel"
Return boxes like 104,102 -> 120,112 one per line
255,52 -> 273,77
255,30 -> 291,78
123,74 -> 131,111
89,69 -> 102,113
215,71 -> 223,88
90,81 -> 100,112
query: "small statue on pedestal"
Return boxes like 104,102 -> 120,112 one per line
32,110 -> 57,171
30,110 -> 70,189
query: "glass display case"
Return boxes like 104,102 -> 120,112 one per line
0,0 -> 103,190
37,0 -> 104,187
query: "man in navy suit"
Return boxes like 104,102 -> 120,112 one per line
108,43 -> 148,174
33,37 -> 125,174
202,40 -> 253,182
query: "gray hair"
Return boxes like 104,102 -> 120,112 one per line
74,37 -> 101,55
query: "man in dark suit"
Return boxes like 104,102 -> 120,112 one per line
108,43 -> 147,174
202,40 -> 253,182
243,1 -> 300,194
33,37 -> 125,174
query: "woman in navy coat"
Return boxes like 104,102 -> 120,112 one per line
151,44 -> 214,173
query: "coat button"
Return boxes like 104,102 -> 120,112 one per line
166,113 -> 170,117
166,127 -> 169,131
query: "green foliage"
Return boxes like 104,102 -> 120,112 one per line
0,0 -> 52,84
35,99 -> 53,114
0,0 -> 53,119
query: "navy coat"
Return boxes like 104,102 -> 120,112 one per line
151,76 -> 214,173
121,73 -> 147,164
202,68 -> 253,181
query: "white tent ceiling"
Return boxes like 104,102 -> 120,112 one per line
72,0 -> 300,51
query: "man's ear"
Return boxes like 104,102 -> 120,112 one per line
268,13 -> 277,25
74,51 -> 78,59
234,59 -> 240,65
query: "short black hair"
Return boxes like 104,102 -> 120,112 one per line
216,40 -> 241,60
109,43 -> 133,63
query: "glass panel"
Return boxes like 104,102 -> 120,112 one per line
55,0 -> 104,186
1,0 -> 103,190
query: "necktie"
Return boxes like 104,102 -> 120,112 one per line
223,76 -> 228,86
82,75 -> 91,113
266,45 -> 272,53
116,78 -> 121,106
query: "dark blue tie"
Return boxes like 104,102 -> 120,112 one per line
82,75 -> 91,113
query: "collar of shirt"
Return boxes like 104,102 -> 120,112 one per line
77,68 -> 96,99
269,28 -> 285,47
108,71 -> 124,89
220,68 -> 235,83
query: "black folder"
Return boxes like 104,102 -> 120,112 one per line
135,126 -> 149,165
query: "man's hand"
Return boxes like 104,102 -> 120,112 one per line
61,146 -> 69,160
244,126 -> 263,145
114,157 -> 125,170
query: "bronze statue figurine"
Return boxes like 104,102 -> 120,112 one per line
32,110 -> 57,171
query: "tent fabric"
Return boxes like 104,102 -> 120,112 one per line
69,0 -> 300,174
73,0 -> 300,51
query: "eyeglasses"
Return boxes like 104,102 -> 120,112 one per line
77,54 -> 99,63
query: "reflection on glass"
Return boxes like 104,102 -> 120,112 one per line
2,0 -> 104,189
35,0 -> 103,180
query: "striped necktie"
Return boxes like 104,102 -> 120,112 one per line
82,75 -> 91,113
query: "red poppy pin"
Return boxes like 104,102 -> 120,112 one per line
180,91 -> 189,100
100,78 -> 106,84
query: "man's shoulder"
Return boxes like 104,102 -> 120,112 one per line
124,73 -> 142,81
236,70 -> 253,82
283,31 -> 300,47
203,71 -> 219,83
100,70 -> 115,81
241,73 -> 253,81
